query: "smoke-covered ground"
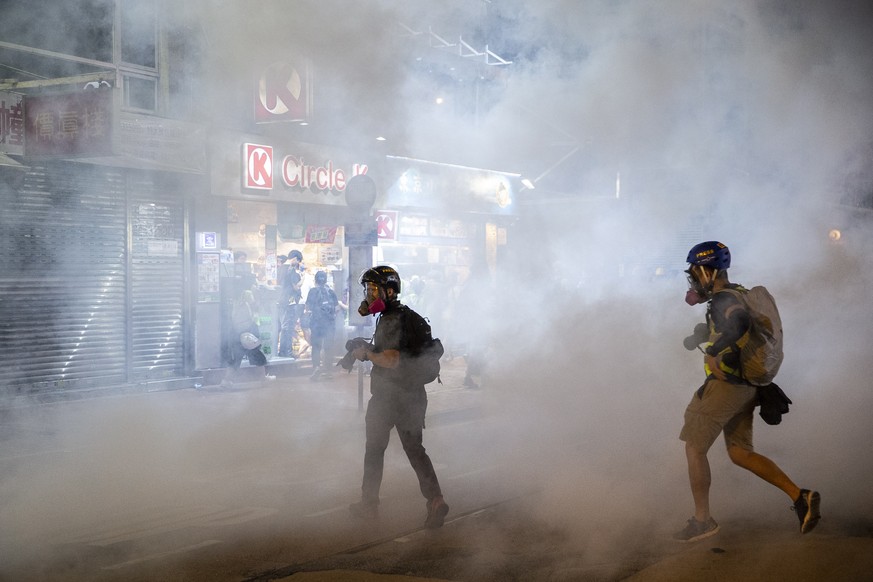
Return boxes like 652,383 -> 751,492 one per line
2,0 -> 873,577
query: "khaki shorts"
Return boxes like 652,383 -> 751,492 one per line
679,378 -> 758,452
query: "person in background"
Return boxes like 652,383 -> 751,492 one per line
304,270 -> 339,380
675,241 -> 820,542
278,250 -> 303,358
222,266 -> 276,386
348,265 -> 449,529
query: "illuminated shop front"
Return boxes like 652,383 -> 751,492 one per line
376,155 -> 517,293
198,130 -> 377,368
197,132 -> 519,373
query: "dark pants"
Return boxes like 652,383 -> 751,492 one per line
309,322 -> 335,369
361,388 -> 442,504
278,303 -> 301,356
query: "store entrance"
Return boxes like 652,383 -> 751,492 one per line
223,199 -> 348,372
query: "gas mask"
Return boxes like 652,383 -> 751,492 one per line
358,298 -> 386,316
359,283 -> 387,316
685,265 -> 716,305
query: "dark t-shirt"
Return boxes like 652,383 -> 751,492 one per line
283,268 -> 302,303
370,305 -> 414,393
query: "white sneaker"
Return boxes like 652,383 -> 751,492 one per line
264,374 -> 277,381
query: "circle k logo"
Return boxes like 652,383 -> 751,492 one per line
245,143 -> 273,190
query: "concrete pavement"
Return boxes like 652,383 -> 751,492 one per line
3,358 -> 872,581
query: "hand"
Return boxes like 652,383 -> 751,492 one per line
705,353 -> 726,381
352,346 -> 370,362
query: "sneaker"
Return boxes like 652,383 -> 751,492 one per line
673,516 -> 720,542
264,374 -> 277,381
424,497 -> 449,529
792,489 -> 821,534
349,501 -> 379,520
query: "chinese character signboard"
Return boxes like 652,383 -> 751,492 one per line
25,91 -> 113,157
304,225 -> 338,244
0,92 -> 25,155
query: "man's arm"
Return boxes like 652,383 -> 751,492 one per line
353,346 -> 400,369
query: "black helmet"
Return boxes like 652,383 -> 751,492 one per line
687,241 -> 731,269
360,265 -> 401,293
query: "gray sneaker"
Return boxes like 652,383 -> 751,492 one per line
673,516 -> 720,542
349,501 -> 379,520
792,489 -> 821,534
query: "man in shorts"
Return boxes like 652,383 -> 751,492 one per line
675,241 -> 820,542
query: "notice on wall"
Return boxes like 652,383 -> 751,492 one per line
197,253 -> 220,303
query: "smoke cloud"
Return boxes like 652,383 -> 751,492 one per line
2,0 -> 873,575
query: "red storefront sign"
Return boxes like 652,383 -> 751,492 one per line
304,225 -> 338,244
25,91 -> 113,157
244,143 -> 273,190
254,61 -> 310,123
241,141 -> 367,195
375,210 -> 398,241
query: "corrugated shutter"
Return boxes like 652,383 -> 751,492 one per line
0,163 -> 188,392
0,162 -> 128,390
128,173 -> 185,382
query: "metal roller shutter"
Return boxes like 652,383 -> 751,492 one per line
128,173 -> 185,382
0,162 -> 127,391
0,163 -> 188,393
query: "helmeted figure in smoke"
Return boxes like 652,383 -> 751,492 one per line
347,265 -> 449,529
675,241 -> 820,542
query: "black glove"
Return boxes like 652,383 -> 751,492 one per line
337,337 -> 373,371
683,322 -> 709,351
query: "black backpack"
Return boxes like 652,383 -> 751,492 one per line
399,306 -> 444,385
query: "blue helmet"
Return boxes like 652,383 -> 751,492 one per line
686,241 -> 731,270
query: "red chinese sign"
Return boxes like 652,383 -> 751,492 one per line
304,225 -> 338,244
25,91 -> 113,157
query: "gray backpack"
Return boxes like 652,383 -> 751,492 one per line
720,286 -> 784,386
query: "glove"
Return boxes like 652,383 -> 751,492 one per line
683,322 -> 709,351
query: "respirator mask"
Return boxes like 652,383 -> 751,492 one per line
358,298 -> 386,316
684,265 -> 715,305
358,283 -> 387,316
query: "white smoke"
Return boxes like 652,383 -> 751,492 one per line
2,0 -> 873,575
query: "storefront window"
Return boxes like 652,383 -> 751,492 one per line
225,199 -> 348,362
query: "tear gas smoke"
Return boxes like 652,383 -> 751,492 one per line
2,0 -> 873,576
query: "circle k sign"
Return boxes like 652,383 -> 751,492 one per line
245,143 -> 273,190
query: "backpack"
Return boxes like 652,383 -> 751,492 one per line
313,287 -> 337,322
399,306 -> 444,385
719,286 -> 784,386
